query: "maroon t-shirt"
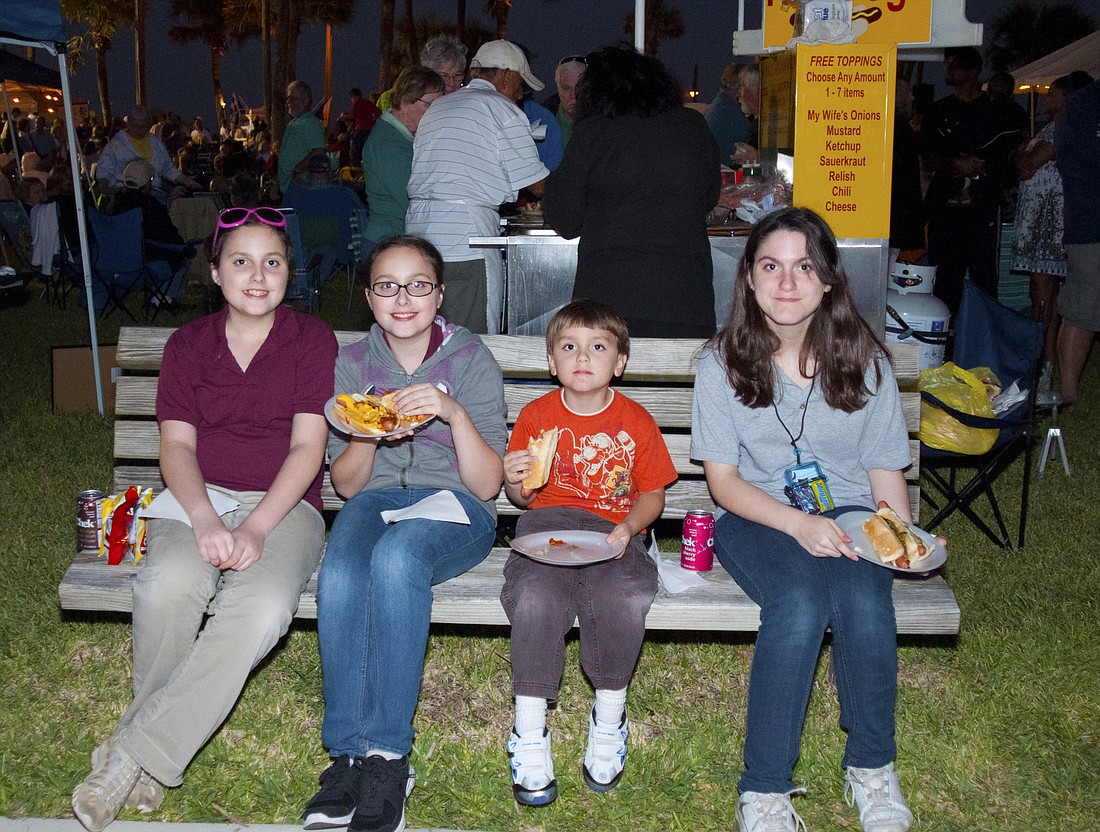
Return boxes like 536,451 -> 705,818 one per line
156,306 -> 338,512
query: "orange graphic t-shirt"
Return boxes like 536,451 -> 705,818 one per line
508,389 -> 677,525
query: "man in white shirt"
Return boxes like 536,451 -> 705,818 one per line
406,40 -> 549,333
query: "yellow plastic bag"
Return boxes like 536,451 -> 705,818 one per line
919,362 -> 1001,454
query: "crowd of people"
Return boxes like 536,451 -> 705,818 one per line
0,33 -> 1096,832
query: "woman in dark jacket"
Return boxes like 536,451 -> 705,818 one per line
543,45 -> 721,338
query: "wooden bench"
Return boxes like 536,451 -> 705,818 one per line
59,326 -> 960,635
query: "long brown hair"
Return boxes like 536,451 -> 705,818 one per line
707,207 -> 887,413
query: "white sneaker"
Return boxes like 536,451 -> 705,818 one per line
506,727 -> 557,806
844,763 -> 913,832
582,707 -> 628,792
736,792 -> 807,832
72,744 -> 142,832
91,740 -> 164,813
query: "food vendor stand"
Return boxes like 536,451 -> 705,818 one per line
474,0 -> 984,337
471,228 -> 889,336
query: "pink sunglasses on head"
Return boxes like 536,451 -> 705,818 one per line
212,206 -> 287,248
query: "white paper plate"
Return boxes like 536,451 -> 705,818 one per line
325,395 -> 436,439
835,510 -> 947,573
511,530 -> 623,566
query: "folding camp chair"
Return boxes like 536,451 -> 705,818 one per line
281,183 -> 358,292
347,205 -> 370,309
65,207 -> 181,320
278,207 -> 323,313
920,280 -> 1044,549
0,200 -> 33,272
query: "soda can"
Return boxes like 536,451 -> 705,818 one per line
680,510 -> 715,571
77,490 -> 105,552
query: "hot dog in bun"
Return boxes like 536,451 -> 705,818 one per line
334,392 -> 433,436
861,501 -> 931,569
522,427 -> 559,490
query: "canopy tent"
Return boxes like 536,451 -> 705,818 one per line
1012,30 -> 1100,92
2,0 -> 104,413
0,50 -> 63,88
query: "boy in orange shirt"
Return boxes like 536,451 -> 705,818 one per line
501,299 -> 677,806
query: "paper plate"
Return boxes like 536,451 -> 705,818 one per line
835,510 -> 947,573
325,395 -> 435,439
511,530 -> 623,566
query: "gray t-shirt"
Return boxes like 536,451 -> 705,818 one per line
690,348 -> 912,509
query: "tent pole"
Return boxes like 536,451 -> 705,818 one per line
1,80 -> 25,184
58,48 -> 104,415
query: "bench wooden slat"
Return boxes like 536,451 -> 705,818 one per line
115,374 -> 924,438
59,548 -> 960,635
115,329 -> 921,385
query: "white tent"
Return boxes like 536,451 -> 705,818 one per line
1012,30 -> 1100,92
2,0 -> 103,412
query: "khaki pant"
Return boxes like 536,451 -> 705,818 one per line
116,489 -> 324,786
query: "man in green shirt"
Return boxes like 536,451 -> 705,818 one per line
554,57 -> 585,148
278,81 -> 326,194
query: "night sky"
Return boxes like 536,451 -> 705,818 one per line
63,0 -> 1011,123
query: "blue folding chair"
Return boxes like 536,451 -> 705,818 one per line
281,183 -> 358,293
347,205 -> 371,309
920,280 -> 1044,548
65,207 -> 180,319
277,207 -> 323,312
0,200 -> 33,272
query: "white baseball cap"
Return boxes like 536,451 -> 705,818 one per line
470,40 -> 544,92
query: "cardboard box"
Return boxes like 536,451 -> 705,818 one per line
51,345 -> 119,413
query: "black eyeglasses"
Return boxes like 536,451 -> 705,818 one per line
369,280 -> 438,298
558,55 -> 587,66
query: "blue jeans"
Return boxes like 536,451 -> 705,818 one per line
317,488 -> 496,757
715,507 -> 898,794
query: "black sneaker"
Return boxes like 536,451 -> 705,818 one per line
348,755 -> 414,832
303,756 -> 363,829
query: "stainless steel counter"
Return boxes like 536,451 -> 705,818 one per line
470,233 -> 890,337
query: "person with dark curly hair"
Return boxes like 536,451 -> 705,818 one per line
543,45 -> 721,338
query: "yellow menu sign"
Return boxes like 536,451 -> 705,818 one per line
764,0 -> 932,49
793,43 -> 896,238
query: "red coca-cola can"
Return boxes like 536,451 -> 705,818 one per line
680,510 -> 715,571
77,489 -> 105,552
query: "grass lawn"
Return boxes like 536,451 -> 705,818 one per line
1,278 -> 1097,830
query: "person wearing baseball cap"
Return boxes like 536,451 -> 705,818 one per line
405,39 -> 549,334
469,39 -> 545,94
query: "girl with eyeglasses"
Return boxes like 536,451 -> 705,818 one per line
72,207 -> 338,832
304,235 -> 507,832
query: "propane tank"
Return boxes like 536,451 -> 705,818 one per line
885,263 -> 951,371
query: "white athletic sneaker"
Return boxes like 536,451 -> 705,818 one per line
844,763 -> 913,832
72,744 -> 142,832
736,792 -> 807,832
506,727 -> 557,806
582,707 -> 628,792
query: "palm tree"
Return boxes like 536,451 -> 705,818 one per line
623,0 -> 685,57
60,0 -> 132,124
404,0 -> 419,65
986,0 -> 1097,73
380,0 -> 397,90
484,0 -> 512,40
134,0 -> 147,106
168,0 -> 230,131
